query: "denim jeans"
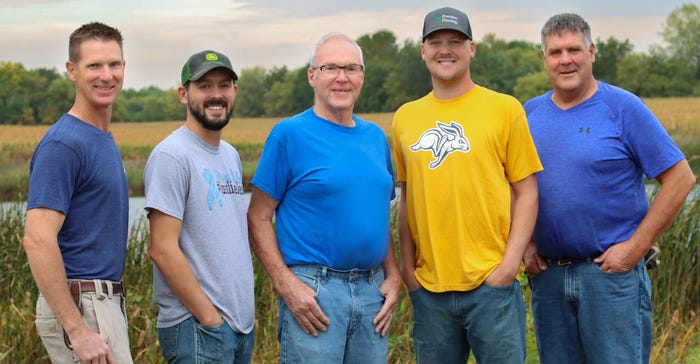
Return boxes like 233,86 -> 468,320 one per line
530,260 -> 652,364
409,280 -> 526,364
279,264 -> 388,364
157,316 -> 254,363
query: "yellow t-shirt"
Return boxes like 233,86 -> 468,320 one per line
392,86 -> 542,292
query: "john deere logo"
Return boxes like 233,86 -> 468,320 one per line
205,53 -> 219,61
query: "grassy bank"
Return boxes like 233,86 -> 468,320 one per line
1,196 -> 698,363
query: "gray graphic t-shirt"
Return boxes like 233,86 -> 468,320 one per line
144,126 -> 254,333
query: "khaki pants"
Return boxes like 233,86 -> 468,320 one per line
35,281 -> 133,363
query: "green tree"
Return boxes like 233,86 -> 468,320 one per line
0,62 -> 30,124
357,29 -> 399,64
660,3 -> 700,80
617,53 -> 668,96
356,30 -> 399,113
162,88 -> 185,121
38,75 -> 74,124
289,66 -> 314,114
593,36 -> 633,84
513,71 -> 551,103
264,70 -> 297,117
264,66 -> 288,90
471,34 -> 540,95
236,66 -> 267,117
384,39 -> 431,111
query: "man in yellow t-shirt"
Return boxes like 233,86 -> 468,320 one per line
392,7 -> 542,363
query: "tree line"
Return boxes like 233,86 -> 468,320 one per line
1,4 -> 698,125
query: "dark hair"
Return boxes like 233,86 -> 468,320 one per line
68,22 -> 123,63
540,13 -> 592,51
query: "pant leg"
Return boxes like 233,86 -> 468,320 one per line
343,267 -> 388,364
409,288 -> 469,364
35,293 -> 79,364
530,265 -> 585,364
463,280 -> 526,364
278,266 -> 349,364
89,281 -> 133,363
578,261 -> 652,363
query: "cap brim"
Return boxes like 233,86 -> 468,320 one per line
189,64 -> 238,82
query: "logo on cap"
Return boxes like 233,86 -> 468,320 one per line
205,53 -> 219,61
440,14 -> 459,25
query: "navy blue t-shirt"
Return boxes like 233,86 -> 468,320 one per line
27,114 -> 128,281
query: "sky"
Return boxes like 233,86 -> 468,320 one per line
0,0 -> 694,89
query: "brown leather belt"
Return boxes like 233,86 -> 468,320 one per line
64,280 -> 126,349
68,280 -> 125,297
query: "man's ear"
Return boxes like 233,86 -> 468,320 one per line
66,61 -> 76,82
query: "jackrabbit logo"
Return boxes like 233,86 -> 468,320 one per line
410,121 -> 470,169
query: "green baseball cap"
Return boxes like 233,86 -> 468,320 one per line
181,50 -> 238,85
423,7 -> 472,41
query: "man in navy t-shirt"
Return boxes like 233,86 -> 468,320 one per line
24,22 -> 132,363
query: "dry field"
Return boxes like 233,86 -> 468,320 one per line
0,98 -> 697,146
644,97 -> 700,135
0,113 -> 395,146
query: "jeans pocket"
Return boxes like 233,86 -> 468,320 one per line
482,280 -> 516,290
369,269 -> 386,299
294,272 -> 321,295
195,321 -> 224,361
158,325 -> 179,362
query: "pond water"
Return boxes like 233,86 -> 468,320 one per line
3,185 -> 699,231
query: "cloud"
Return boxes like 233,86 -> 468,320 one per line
0,0 -> 689,89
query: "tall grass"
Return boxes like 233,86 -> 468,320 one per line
648,193 -> 700,363
1,193 -> 699,363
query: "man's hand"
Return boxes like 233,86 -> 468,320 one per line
524,241 -> 547,277
594,240 -> 641,273
372,273 -> 402,337
280,277 -> 330,336
69,326 -> 116,364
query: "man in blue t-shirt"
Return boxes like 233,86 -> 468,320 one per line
523,13 -> 696,363
23,22 -> 132,363
247,33 -> 402,364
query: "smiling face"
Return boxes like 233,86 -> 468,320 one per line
180,68 -> 237,131
542,30 -> 596,102
307,35 -> 364,123
421,29 -> 474,85
66,39 -> 124,111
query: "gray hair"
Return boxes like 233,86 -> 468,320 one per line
309,32 -> 364,68
540,13 -> 593,52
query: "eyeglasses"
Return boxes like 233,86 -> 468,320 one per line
311,64 -> 364,76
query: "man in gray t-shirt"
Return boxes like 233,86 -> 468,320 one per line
144,50 -> 255,363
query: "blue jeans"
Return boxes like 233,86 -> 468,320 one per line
157,316 -> 254,363
409,280 -> 526,364
279,264 -> 388,364
530,260 -> 652,363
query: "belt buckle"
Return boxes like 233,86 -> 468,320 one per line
557,258 -> 573,266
